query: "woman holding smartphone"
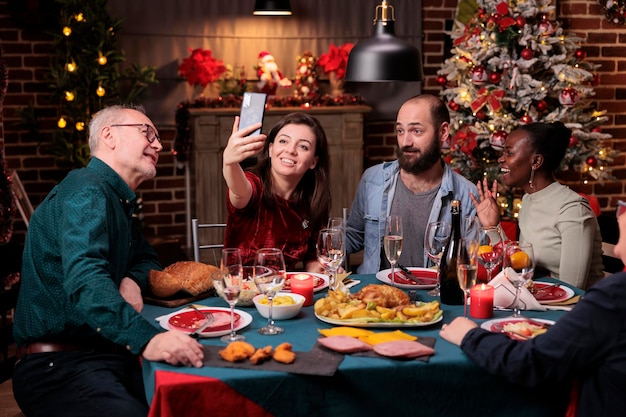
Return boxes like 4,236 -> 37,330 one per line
222,112 -> 331,272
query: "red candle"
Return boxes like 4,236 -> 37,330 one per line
290,273 -> 314,306
470,284 -> 494,319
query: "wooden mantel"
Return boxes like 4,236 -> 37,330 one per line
187,105 -> 371,244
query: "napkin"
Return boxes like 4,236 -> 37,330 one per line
490,269 -> 546,311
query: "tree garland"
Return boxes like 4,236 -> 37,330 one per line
173,93 -> 365,163
1,50 -> 15,244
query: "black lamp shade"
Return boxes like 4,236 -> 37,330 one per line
345,9 -> 422,82
253,0 -> 292,15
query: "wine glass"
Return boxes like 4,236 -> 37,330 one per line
424,221 -> 451,296
253,248 -> 287,335
503,241 -> 535,318
213,248 -> 244,343
456,238 -> 479,318
316,228 -> 345,291
383,216 -> 403,287
477,225 -> 505,282
327,217 -> 344,230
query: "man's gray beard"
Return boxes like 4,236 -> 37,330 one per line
396,141 -> 442,175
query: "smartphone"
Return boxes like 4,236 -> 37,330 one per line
239,92 -> 267,136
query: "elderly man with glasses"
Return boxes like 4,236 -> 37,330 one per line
12,105 -> 204,417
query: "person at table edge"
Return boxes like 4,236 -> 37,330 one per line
440,199 -> 626,417
12,105 -> 205,417
222,112 -> 331,271
345,94 -> 479,274
472,121 -> 604,290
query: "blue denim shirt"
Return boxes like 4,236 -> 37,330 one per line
345,160 -> 478,274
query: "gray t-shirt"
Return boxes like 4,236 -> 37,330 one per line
380,178 -> 439,269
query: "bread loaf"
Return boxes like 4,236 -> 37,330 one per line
149,261 -> 218,297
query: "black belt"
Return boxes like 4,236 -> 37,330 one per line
16,341 -> 127,359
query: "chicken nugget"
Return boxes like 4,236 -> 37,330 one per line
249,345 -> 273,365
219,341 -> 256,362
273,342 -> 296,364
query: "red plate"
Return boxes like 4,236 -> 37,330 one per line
168,309 -> 240,334
487,318 -> 553,341
284,273 -> 326,291
388,269 -> 437,286
532,283 -> 568,302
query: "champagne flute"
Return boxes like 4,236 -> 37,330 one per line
503,241 -> 535,318
316,228 -> 345,291
213,248 -> 244,343
477,225 -> 505,282
384,216 -> 403,287
424,221 -> 451,296
253,248 -> 287,335
327,217 -> 344,230
457,238 -> 479,318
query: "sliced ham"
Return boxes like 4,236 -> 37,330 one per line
373,340 -> 435,359
317,336 -> 373,353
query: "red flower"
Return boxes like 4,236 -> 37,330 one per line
318,43 -> 354,80
178,48 -> 227,88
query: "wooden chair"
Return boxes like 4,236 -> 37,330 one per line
190,219 -> 226,266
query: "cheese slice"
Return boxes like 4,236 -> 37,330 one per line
318,326 -> 374,338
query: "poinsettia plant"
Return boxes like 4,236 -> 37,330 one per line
317,43 -> 354,80
178,48 -> 227,88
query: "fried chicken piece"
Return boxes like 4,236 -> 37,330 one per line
273,342 -> 296,364
219,341 -> 256,362
354,284 -> 410,308
249,345 -> 273,365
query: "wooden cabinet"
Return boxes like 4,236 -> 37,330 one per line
187,105 -> 371,246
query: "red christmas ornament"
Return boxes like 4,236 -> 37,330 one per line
449,101 -> 460,111
592,126 -> 603,133
515,15 -> 526,27
536,100 -> 548,112
569,135 -> 578,147
520,48 -> 534,60
520,115 -> 533,124
475,110 -> 486,120
490,130 -> 508,150
489,71 -> 502,84
586,156 -> 598,167
559,87 -> 579,107
477,8 -> 486,20
437,75 -> 448,86
575,49 -> 587,60
470,65 -> 489,85
485,14 -> 501,30
591,74 -> 601,86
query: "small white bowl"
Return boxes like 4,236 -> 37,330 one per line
252,292 -> 305,320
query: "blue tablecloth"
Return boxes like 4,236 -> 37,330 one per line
142,275 -> 581,417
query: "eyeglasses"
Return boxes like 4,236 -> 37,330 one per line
617,200 -> 626,218
110,123 -> 161,145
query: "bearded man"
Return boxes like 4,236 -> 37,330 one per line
345,94 -> 478,273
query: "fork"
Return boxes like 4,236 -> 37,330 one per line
187,305 -> 215,338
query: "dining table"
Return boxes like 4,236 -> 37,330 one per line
141,273 -> 582,417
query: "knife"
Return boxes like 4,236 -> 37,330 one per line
189,319 -> 213,339
397,263 -> 422,284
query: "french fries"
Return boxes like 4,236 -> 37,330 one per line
314,290 -> 442,323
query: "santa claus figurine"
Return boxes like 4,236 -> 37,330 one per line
256,51 -> 292,95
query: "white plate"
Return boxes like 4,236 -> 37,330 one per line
315,312 -> 443,328
284,272 -> 329,293
532,282 -> 575,305
158,307 -> 253,338
480,317 -> 555,340
375,267 -> 438,290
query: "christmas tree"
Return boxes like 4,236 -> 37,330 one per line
437,0 -> 616,186
46,0 -> 157,168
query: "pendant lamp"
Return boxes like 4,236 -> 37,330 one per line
345,1 -> 422,82
253,0 -> 293,16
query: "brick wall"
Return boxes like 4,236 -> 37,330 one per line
1,0 -> 625,249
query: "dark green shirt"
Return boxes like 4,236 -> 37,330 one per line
14,158 -> 162,354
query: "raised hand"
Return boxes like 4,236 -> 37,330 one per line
222,116 -> 266,166
470,178 -> 501,228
